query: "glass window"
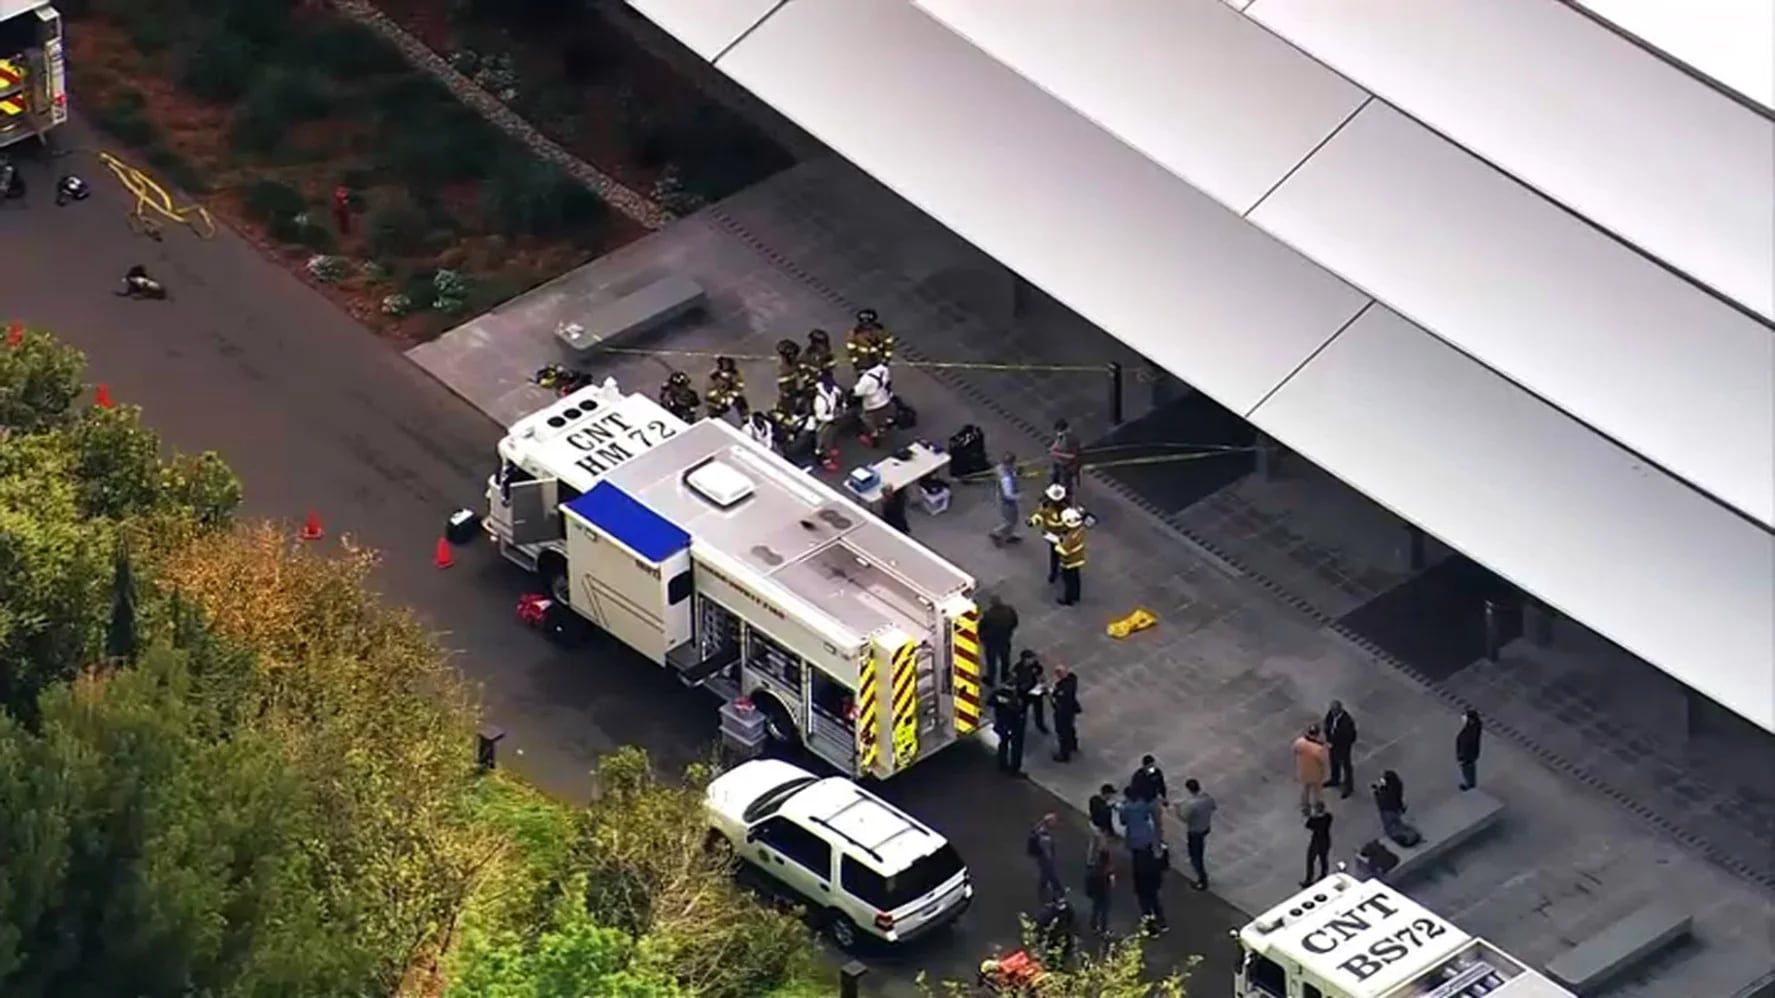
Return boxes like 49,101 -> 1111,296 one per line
810,670 -> 853,721
1245,954 -> 1287,998
841,846 -> 964,911
755,818 -> 831,878
1303,984 -> 1323,998
741,776 -> 819,824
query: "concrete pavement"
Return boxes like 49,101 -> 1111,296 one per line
415,155 -> 1775,997
0,125 -> 1236,994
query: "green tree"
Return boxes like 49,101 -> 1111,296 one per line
0,325 -> 84,432
105,545 -> 137,662
926,922 -> 1199,998
449,877 -> 683,998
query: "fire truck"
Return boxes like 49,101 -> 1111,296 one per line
0,0 -> 67,148
483,377 -> 986,780
1235,873 -> 1575,998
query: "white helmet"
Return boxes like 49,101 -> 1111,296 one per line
1045,483 -> 1067,503
1061,508 -> 1083,528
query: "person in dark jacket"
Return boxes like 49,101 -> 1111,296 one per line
1323,699 -> 1359,799
1083,837 -> 1114,937
1302,802 -> 1333,887
1028,813 -> 1062,904
979,595 -> 1019,687
1372,770 -> 1409,841
990,684 -> 1027,775
1012,650 -> 1047,734
1456,709 -> 1484,790
1088,783 -> 1120,842
880,483 -> 910,534
1129,754 -> 1167,805
1051,664 -> 1081,762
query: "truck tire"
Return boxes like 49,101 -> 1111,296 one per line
751,693 -> 800,748
539,554 -> 571,606
823,908 -> 862,950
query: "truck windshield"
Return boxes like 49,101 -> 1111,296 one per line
841,845 -> 964,911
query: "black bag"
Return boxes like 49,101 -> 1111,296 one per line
1390,824 -> 1423,848
889,396 -> 918,429
948,424 -> 989,476
1358,839 -> 1399,876
1026,830 -> 1043,858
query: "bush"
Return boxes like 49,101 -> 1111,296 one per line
242,180 -> 305,223
248,70 -> 333,124
92,89 -> 157,148
560,35 -> 615,84
215,0 -> 296,47
366,197 -> 428,258
401,268 -> 439,305
306,255 -> 350,283
144,145 -> 207,194
294,222 -> 336,253
294,23 -> 407,79
376,104 -> 498,189
480,156 -> 608,239
180,31 -> 255,102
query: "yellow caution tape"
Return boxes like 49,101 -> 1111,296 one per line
97,150 -> 216,241
1108,608 -> 1158,639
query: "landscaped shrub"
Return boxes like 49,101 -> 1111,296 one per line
180,30 -> 254,102
368,74 -> 454,123
295,23 -> 407,79
367,196 -> 429,258
92,89 -> 157,147
376,104 -> 498,189
242,180 -> 305,223
481,156 -> 608,239
248,70 -> 334,123
559,35 -> 615,84
215,0 -> 296,47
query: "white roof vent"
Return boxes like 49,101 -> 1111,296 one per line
687,460 -> 754,508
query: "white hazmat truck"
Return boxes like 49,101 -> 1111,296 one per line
1235,873 -> 1575,998
483,378 -> 988,780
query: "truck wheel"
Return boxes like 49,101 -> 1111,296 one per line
752,694 -> 799,747
540,556 -> 570,606
824,908 -> 861,950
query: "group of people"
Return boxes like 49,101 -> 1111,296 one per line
1060,757 -> 1217,938
1290,703 -> 1487,886
654,308 -> 903,470
983,636 -> 1082,777
990,435 -> 1090,607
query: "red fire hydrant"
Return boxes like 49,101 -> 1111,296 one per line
332,185 -> 352,235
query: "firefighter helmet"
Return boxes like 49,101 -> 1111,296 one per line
1061,508 -> 1083,528
776,338 -> 800,360
667,370 -> 690,388
855,308 -> 879,327
1045,483 -> 1067,503
716,355 -> 737,373
807,328 -> 830,348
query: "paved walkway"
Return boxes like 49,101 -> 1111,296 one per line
413,158 -> 1775,997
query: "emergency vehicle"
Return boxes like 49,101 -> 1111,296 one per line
1235,874 -> 1575,998
484,378 -> 987,780
0,0 -> 67,148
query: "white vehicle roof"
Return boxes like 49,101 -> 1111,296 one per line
780,775 -> 947,875
0,0 -> 51,20
1242,875 -> 1472,998
501,382 -> 973,646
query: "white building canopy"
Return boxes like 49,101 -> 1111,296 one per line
627,0 -> 1775,732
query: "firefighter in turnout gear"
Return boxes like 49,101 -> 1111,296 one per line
1029,483 -> 1070,585
846,308 -> 895,372
775,339 -> 809,411
658,371 -> 700,424
1056,507 -> 1087,606
804,328 -> 838,384
705,356 -> 749,422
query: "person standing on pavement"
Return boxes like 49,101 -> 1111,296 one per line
880,483 -> 910,535
1051,664 -> 1081,762
1294,724 -> 1329,815
1177,778 -> 1216,891
1049,418 -> 1082,496
1323,699 -> 1359,799
1013,650 -> 1048,735
1084,835 -> 1115,937
1027,813 -> 1063,904
979,595 -> 1018,687
1088,783 -> 1120,843
1302,801 -> 1333,887
1118,783 -> 1167,935
810,370 -> 844,471
989,452 -> 1023,547
1028,483 -> 1069,585
1457,709 -> 1484,790
1372,770 -> 1410,843
1055,508 -> 1087,606
1130,754 -> 1168,805
852,358 -> 894,448
990,682 -> 1027,775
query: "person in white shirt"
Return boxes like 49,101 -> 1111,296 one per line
853,361 -> 893,447
811,370 -> 845,470
744,410 -> 775,452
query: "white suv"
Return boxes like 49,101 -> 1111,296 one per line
704,759 -> 972,948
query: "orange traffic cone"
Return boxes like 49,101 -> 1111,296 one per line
433,536 -> 455,570
94,383 -> 115,409
6,322 -> 21,348
299,511 -> 325,541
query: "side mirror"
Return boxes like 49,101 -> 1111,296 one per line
745,827 -> 760,843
